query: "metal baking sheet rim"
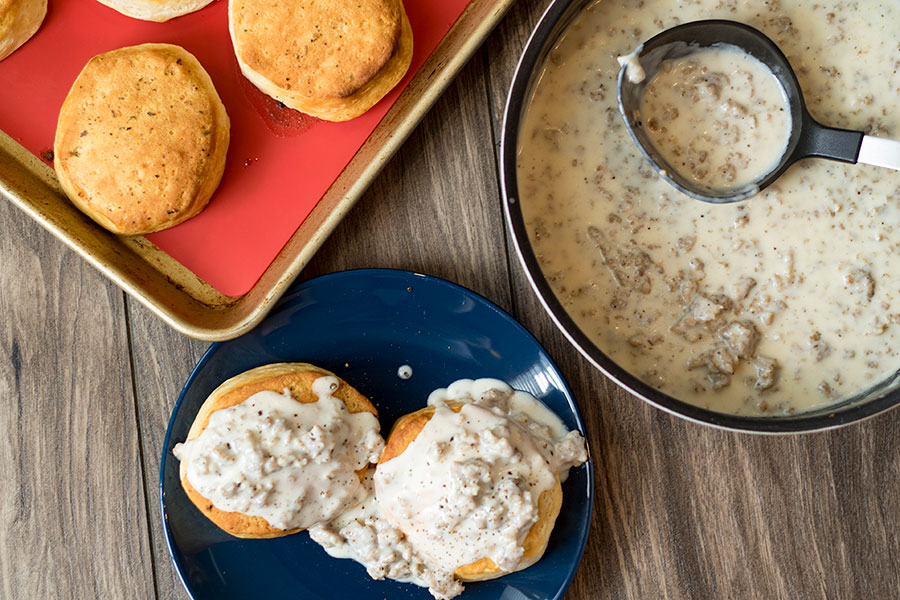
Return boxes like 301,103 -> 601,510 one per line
0,0 -> 515,342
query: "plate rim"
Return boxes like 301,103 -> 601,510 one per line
159,267 -> 595,600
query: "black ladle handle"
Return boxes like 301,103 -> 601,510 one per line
792,113 -> 863,164
793,114 -> 900,170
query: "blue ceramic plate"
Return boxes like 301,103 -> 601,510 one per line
160,269 -> 593,600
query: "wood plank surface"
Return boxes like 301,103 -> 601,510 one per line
127,49 -> 512,599
302,48 -> 511,302
0,197 -> 155,598
485,2 -> 900,599
1,0 -> 899,599
127,304 -> 206,600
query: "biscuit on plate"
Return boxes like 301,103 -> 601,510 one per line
54,43 -> 229,235
93,0 -> 215,22
378,402 -> 564,581
229,0 -> 414,122
177,363 -> 381,539
0,0 -> 47,61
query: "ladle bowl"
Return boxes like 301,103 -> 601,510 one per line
616,19 -> 900,203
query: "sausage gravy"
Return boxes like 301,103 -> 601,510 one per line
517,0 -> 900,415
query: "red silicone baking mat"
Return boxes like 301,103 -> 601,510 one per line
0,0 -> 470,297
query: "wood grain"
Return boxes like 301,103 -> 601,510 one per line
1,0 -> 899,598
485,2 -> 900,599
128,48 -> 514,599
302,48 -> 512,309
0,196 -> 155,598
127,300 -> 206,600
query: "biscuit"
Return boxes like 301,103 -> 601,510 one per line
379,403 -> 564,581
54,44 -> 229,235
179,363 -> 380,539
229,0 -> 414,121
93,0 -> 215,22
0,0 -> 47,61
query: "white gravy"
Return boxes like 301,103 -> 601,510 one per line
172,376 -> 384,530
427,378 -> 588,479
517,0 -> 900,415
310,378 -> 588,599
375,402 -> 555,572
309,473 -> 464,600
639,44 -> 791,190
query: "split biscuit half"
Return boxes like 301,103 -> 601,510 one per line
0,0 -> 47,61
93,0 -> 215,22
54,43 -> 229,235
229,0 -> 414,121
178,363 -> 380,539
379,402 -> 564,581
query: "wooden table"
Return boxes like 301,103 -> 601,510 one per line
2,1 -> 899,598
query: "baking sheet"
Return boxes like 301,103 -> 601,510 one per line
0,0 -> 515,339
0,0 -> 471,296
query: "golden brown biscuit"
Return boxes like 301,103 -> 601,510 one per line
93,0 -> 215,22
229,0 -> 414,121
54,44 -> 229,235
379,402 -> 564,581
180,363 -> 380,539
0,0 -> 47,61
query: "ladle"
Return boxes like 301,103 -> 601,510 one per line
616,19 -> 900,204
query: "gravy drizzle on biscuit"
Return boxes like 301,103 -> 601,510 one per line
311,378 -> 588,599
309,474 -> 464,600
173,375 -> 384,531
174,370 -> 588,598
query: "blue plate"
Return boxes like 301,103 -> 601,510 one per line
160,269 -> 593,600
